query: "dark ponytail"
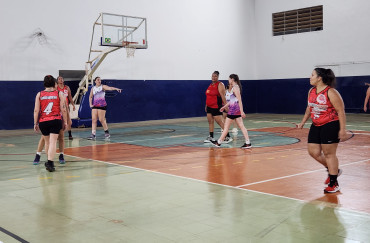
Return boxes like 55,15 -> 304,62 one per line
314,68 -> 336,87
229,74 -> 242,92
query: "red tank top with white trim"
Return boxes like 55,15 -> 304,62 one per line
308,86 -> 339,126
39,90 -> 62,122
205,81 -> 222,108
57,85 -> 69,105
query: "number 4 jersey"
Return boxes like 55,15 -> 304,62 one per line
39,90 -> 61,122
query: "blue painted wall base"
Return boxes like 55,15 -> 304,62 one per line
1,76 -> 369,130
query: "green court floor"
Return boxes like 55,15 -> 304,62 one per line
1,114 -> 370,243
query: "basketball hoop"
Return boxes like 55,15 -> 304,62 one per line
123,41 -> 136,58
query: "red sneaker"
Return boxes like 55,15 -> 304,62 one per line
324,183 -> 340,193
324,169 -> 342,184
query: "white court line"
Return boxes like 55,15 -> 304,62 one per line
121,134 -> 193,143
248,120 -> 298,124
236,158 -> 370,188
64,153 -> 370,216
351,132 -> 370,135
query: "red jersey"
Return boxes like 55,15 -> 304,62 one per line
39,90 -> 62,123
308,86 -> 339,126
57,85 -> 69,105
205,81 -> 222,108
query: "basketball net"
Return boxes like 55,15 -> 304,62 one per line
123,41 -> 136,58
126,46 -> 136,58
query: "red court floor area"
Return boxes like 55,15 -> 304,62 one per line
65,127 -> 370,214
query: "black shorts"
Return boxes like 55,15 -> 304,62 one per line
308,120 -> 340,144
39,119 -> 62,136
227,114 -> 241,120
92,106 -> 107,110
206,106 -> 222,116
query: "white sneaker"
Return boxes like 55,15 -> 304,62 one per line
222,137 -> 233,144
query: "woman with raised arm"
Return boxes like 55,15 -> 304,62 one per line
88,77 -> 121,140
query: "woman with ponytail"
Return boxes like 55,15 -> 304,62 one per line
212,74 -> 252,148
297,68 -> 347,193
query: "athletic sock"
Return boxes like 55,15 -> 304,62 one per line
329,174 -> 338,186
245,139 -> 250,144
68,130 -> 72,136
210,132 -> 214,137
36,152 -> 41,155
226,133 -> 230,137
105,130 -> 109,134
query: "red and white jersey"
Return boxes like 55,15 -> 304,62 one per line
205,81 -> 222,108
308,86 -> 339,126
39,90 -> 61,123
57,85 -> 69,105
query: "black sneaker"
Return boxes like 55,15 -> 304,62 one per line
59,154 -> 65,164
241,143 -> 252,149
222,137 -> 233,144
33,154 -> 41,165
204,136 -> 215,143
211,140 -> 221,147
45,161 -> 55,172
87,134 -> 96,140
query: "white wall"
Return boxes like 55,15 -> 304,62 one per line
3,0 -> 368,81
254,0 -> 370,79
0,0 -> 255,81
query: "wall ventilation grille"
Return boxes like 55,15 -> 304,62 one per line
273,5 -> 323,36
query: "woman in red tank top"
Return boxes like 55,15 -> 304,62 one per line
298,68 -> 347,193
34,75 -> 67,172
57,76 -> 76,140
204,71 -> 232,143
